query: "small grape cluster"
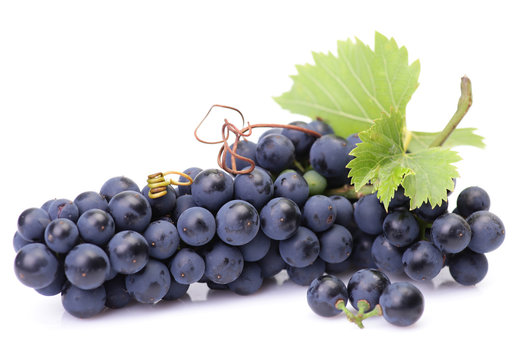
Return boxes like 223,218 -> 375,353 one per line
13,119 -> 505,326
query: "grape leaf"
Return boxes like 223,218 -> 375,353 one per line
407,128 -> 484,152
348,110 -> 461,210
274,32 -> 420,137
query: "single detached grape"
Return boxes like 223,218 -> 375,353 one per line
347,268 -> 390,311
279,226 -> 320,268
382,210 -> 419,247
448,249 -> 488,285
44,218 -> 80,253
466,210 -> 505,253
260,197 -> 301,240
457,186 -> 490,218
354,194 -> 386,235
191,169 -> 234,213
125,259 -> 171,304
379,282 -> 424,327
216,200 -> 260,246
402,240 -> 444,281
14,243 -> 59,289
307,274 -> 348,317
431,213 -> 471,254
303,195 -> 336,232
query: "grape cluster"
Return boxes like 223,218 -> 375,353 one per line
12,119 -> 505,326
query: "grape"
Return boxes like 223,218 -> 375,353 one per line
308,119 -> 334,135
457,186 -> 490,218
414,200 -> 448,222
48,199 -> 80,222
431,213 -> 471,253
255,134 -> 295,173
177,167 -> 203,196
239,230 -> 271,262
371,234 -> 404,274
163,277 -> 190,301
64,243 -> 110,290
287,259 -> 326,286
466,210 -> 505,253
448,249 -> 488,285
349,230 -> 377,269
100,176 -> 140,202
279,226 -> 320,268
61,283 -> 106,318
307,274 -> 348,317
35,264 -> 65,296
13,231 -> 33,252
325,257 -> 351,274
273,170 -> 309,207
402,240 -> 444,281
41,199 -> 55,212
303,195 -> 336,232
107,230 -> 149,274
233,166 -> 274,210
257,240 -> 286,278
347,268 -> 390,311
227,262 -> 263,295
17,207 -> 51,241
125,259 -> 171,304
303,170 -> 327,196
379,282 -> 424,327
191,169 -> 234,213
104,274 -> 131,309
44,218 -> 80,253
141,185 -> 176,218
354,194 -> 386,235
143,220 -> 180,259
204,241 -> 244,284
172,194 -> 197,223
309,134 -> 350,178
318,224 -> 353,264
388,186 -> 410,209
169,248 -> 205,284
225,140 -> 257,171
74,191 -> 109,214
281,121 -> 315,157
76,209 -> 115,247
177,207 -> 216,246
216,200 -> 260,246
259,197 -> 301,240
108,190 -> 152,233
14,243 -> 59,289
382,210 -> 419,247
329,195 -> 354,228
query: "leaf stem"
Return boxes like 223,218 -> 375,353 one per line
429,76 -> 473,148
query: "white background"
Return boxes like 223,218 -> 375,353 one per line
0,1 -> 520,359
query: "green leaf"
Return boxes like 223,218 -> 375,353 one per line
348,110 -> 461,210
407,128 -> 485,153
274,32 -> 420,137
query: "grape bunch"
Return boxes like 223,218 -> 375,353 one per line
12,118 -> 505,327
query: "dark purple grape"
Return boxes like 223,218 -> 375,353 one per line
466,211 -> 505,253
448,249 -> 488,285
347,268 -> 390,311
457,186 -> 490,218
379,282 -> 424,327
307,274 -> 348,317
431,213 -> 471,253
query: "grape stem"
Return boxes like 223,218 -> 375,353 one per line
335,299 -> 383,329
325,184 -> 375,200
429,76 -> 473,148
